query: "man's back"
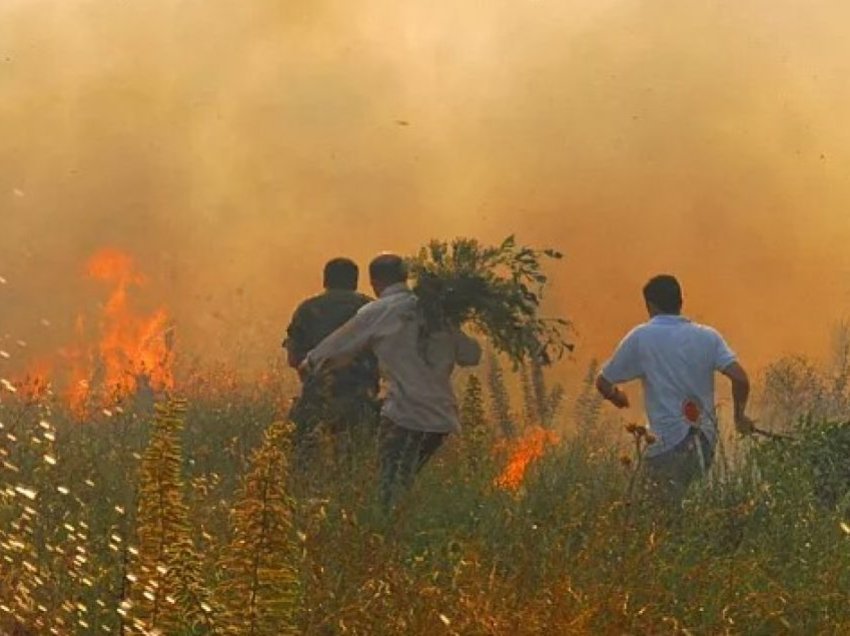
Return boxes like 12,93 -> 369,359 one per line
601,315 -> 736,454
306,283 -> 481,433
368,286 -> 481,434
597,274 -> 754,507
286,289 -> 378,395
287,290 -> 371,357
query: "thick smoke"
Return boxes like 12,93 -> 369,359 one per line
2,0 -> 849,377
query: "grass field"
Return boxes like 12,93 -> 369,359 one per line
1,356 -> 849,635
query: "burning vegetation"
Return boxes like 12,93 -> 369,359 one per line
10,248 -> 174,419
1,242 -> 850,633
2,1 -> 850,630
495,426 -> 561,492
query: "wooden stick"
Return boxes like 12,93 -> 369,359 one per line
752,427 -> 797,442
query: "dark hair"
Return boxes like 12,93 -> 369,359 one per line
643,274 -> 683,314
369,253 -> 408,286
323,258 -> 359,290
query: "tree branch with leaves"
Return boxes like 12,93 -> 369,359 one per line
407,236 -> 572,367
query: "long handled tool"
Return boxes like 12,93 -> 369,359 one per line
684,398 -> 797,442
752,426 -> 797,442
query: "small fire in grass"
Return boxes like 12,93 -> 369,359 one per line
495,425 -> 560,491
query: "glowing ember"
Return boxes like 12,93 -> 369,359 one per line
495,426 -> 560,491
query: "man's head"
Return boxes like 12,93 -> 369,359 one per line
323,258 -> 359,291
368,253 -> 408,296
643,274 -> 683,316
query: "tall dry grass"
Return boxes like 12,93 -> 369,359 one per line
0,357 -> 848,634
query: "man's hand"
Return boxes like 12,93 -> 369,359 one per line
297,358 -> 313,381
608,387 -> 630,409
735,413 -> 756,436
721,362 -> 752,434
596,373 -> 630,409
299,356 -> 342,381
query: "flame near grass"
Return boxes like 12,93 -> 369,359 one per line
495,426 -> 560,491
11,248 -> 175,418
85,248 -> 174,402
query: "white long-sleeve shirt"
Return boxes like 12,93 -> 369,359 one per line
304,282 -> 482,433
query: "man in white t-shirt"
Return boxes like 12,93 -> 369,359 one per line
596,274 -> 755,505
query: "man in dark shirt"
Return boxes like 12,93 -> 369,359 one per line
283,258 -> 380,460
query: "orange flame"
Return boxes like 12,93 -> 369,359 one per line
61,314 -> 93,419
13,358 -> 53,403
495,426 -> 560,491
85,248 -> 174,405
10,248 -> 175,418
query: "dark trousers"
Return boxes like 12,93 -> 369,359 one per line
378,418 -> 447,511
644,428 -> 714,508
289,392 -> 379,479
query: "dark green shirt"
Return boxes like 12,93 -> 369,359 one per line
284,289 -> 378,396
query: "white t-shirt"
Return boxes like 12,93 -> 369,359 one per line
601,315 -> 737,457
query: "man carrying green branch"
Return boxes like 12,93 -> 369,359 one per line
596,274 -> 755,507
283,258 -> 380,462
301,253 -> 482,511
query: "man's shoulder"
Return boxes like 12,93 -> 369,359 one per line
352,291 -> 374,306
307,290 -> 372,308
291,291 -> 371,325
668,321 -> 730,354
622,321 -> 652,340
356,289 -> 417,322
685,321 -> 724,339
289,293 -> 323,320
357,290 -> 402,314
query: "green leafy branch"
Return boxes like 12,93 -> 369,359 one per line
407,235 -> 572,367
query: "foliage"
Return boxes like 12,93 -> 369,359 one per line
486,351 -> 517,438
760,337 -> 850,428
574,359 -> 604,436
520,364 -> 538,428
761,355 -> 829,426
754,416 -> 850,509
216,421 -> 300,635
130,398 -> 216,635
520,359 -> 563,429
460,375 -> 490,470
407,236 -> 572,367
2,364 -> 850,634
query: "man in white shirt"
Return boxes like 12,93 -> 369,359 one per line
302,253 -> 482,510
596,274 -> 755,506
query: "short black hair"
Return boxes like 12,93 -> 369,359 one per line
369,253 -> 408,286
323,258 -> 359,290
643,274 -> 683,314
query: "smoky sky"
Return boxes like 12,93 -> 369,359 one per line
2,0 -> 850,377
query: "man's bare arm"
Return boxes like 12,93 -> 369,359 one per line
284,344 -> 301,370
595,374 -> 630,409
720,361 -> 754,434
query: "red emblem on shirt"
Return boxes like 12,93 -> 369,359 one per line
683,399 -> 701,423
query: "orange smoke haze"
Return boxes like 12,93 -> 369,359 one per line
2,1 -> 850,387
